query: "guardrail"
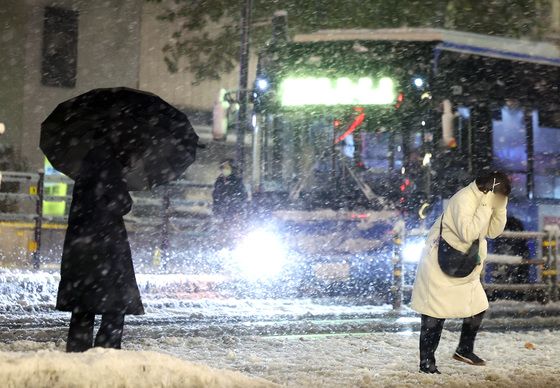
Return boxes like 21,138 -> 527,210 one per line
483,228 -> 559,303
0,170 -> 214,268
402,227 -> 559,304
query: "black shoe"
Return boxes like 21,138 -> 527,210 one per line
419,363 -> 441,374
453,351 -> 486,366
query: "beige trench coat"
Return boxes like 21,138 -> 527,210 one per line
411,181 -> 507,319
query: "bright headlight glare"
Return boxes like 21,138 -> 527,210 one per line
232,230 -> 287,280
402,240 -> 425,263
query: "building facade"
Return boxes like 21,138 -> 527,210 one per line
0,0 -> 143,170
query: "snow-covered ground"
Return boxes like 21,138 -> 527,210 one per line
2,268 -> 560,386
1,329 -> 559,387
3,268 -> 560,341
3,269 -> 560,318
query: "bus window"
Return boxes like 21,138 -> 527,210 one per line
492,107 -> 527,171
534,111 -> 560,199
360,130 -> 403,172
509,173 -> 528,199
492,106 -> 528,197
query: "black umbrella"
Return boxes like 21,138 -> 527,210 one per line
40,87 -> 199,190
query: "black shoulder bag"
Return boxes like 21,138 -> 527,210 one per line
438,214 -> 480,277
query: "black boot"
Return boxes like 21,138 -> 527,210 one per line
453,311 -> 486,366
419,314 -> 445,374
94,313 -> 125,349
453,352 -> 486,366
420,361 -> 441,374
67,311 -> 95,352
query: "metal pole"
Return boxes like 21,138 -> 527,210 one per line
251,115 -> 262,191
543,226 -> 560,303
553,231 -> 559,302
391,217 -> 405,310
33,170 -> 44,269
236,0 -> 253,176
331,122 -> 337,183
467,114 -> 473,173
525,110 -> 535,199
160,186 -> 171,270
543,229 -> 553,304
269,11 -> 287,184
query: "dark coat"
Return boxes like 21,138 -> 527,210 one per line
212,173 -> 247,218
56,153 -> 144,315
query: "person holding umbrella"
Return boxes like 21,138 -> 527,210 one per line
411,171 -> 510,373
41,87 -> 199,352
57,147 -> 143,351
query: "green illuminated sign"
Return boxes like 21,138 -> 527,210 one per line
280,77 -> 396,106
44,158 -> 67,217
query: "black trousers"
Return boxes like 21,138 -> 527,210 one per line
67,311 -> 125,352
419,311 -> 485,367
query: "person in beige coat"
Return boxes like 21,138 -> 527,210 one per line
411,171 -> 510,374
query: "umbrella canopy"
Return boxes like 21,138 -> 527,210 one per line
40,87 -> 199,190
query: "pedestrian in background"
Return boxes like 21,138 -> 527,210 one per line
212,159 -> 247,221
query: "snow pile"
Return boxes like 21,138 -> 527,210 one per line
0,269 -> 230,312
0,347 -> 276,388
0,269 -> 59,312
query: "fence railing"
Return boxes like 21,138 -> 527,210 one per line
0,170 -> 214,268
402,227 -> 559,304
484,228 -> 559,303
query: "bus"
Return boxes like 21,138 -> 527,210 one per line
240,21 -> 560,298
251,24 -> 560,233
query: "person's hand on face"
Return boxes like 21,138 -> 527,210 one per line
492,193 -> 508,210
